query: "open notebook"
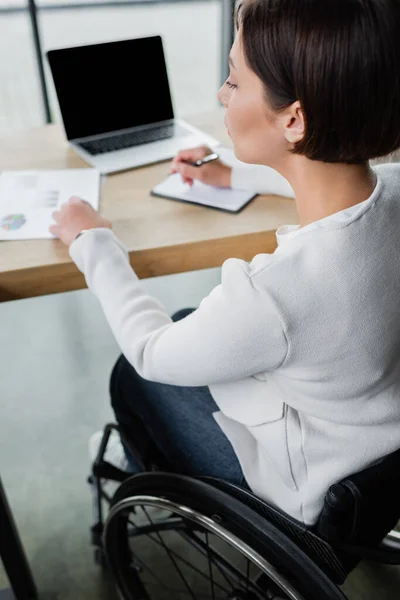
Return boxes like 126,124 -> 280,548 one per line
151,147 -> 257,213
151,174 -> 257,213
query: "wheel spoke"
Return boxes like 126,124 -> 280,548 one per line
144,580 -> 226,600
245,559 -> 250,591
131,554 -> 224,600
131,554 -> 225,600
129,517 -> 231,595
181,529 -> 260,594
141,505 -> 199,600
179,530 -> 238,591
128,551 -> 175,593
205,532 -> 216,600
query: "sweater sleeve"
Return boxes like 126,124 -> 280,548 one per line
69,228 -> 287,386
231,165 -> 295,198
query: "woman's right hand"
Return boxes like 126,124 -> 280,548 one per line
170,145 -> 232,188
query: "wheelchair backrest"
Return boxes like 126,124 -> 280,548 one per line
317,446 -> 400,546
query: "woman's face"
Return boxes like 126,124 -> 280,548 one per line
217,33 -> 295,168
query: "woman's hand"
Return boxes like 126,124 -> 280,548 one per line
50,196 -> 112,247
171,145 -> 232,188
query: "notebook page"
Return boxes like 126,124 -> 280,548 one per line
152,173 -> 256,213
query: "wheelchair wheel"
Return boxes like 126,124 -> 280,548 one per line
103,473 -> 347,600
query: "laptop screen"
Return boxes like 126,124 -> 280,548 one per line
47,36 -> 174,141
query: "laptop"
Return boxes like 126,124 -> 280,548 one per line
47,36 -> 219,174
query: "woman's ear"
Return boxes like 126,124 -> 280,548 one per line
283,101 -> 305,144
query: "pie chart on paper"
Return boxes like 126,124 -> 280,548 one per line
1,214 -> 27,231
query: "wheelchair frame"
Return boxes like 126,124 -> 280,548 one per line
88,423 -> 400,600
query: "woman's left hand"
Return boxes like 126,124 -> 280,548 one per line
50,196 -> 112,247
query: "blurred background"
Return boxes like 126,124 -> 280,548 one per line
0,0 -> 228,135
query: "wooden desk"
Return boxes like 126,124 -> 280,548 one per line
0,110 -> 299,302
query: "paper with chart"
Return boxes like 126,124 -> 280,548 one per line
0,169 -> 100,240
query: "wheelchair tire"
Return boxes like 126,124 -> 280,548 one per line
103,473 -> 347,600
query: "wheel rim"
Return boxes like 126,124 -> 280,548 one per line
104,494 -> 306,600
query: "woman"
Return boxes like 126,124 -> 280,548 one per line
51,0 -> 400,525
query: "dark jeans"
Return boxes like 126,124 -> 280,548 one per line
110,308 -> 248,487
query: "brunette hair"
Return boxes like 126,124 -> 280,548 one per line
237,0 -> 400,163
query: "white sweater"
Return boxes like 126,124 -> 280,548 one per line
70,163 -> 400,524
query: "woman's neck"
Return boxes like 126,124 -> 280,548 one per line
278,156 -> 377,228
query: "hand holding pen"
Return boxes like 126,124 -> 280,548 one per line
170,145 -> 232,188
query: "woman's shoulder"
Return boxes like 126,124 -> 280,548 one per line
372,161 -> 400,188
220,253 -> 287,298
371,162 -> 400,213
221,253 -> 277,280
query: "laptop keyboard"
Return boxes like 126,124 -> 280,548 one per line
79,123 -> 176,155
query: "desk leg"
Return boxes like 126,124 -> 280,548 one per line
0,477 -> 38,600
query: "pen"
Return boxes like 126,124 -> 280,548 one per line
168,152 -> 220,177
190,153 -> 220,167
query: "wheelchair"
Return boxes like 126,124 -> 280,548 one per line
88,423 -> 400,600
